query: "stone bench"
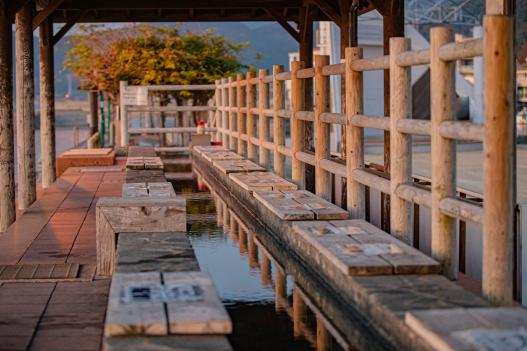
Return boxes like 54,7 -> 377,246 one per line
96,197 -> 186,276
122,182 -> 177,198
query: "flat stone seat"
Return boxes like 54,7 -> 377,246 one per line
126,156 -> 164,170
56,148 -> 115,176
122,182 -> 176,198
213,159 -> 266,174
96,197 -> 186,276
116,233 -> 200,273
254,190 -> 349,220
128,146 -> 157,157
201,150 -> 243,163
193,145 -> 227,155
292,219 -> 440,275
229,172 -> 298,192
105,272 -> 232,337
405,307 -> 527,351
126,169 -> 167,183
104,335 -> 233,351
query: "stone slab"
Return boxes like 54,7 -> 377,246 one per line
212,159 -> 266,174
202,150 -> 243,163
193,145 -> 227,155
229,172 -> 298,192
96,197 -> 187,276
164,272 -> 232,335
126,157 -> 164,170
56,150 -> 115,176
116,233 -> 200,273
62,148 -> 113,156
128,146 -> 157,157
105,272 -> 168,336
125,169 -> 166,183
104,335 -> 232,351
405,307 -> 527,351
254,190 -> 348,220
292,219 -> 440,276
122,182 -> 176,198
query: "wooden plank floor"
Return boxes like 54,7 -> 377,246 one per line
0,164 -> 125,351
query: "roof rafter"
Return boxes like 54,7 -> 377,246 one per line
265,7 -> 300,42
33,0 -> 64,30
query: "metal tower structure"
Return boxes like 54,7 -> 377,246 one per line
406,0 -> 481,27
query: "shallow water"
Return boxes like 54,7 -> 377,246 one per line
172,174 -> 389,351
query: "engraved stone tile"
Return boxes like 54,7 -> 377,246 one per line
229,172 -> 297,192
212,159 -> 265,174
163,272 -> 232,335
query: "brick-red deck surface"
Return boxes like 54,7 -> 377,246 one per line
0,165 -> 125,351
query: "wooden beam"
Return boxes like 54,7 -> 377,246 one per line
52,10 -> 86,45
8,0 -> 31,18
33,0 -> 64,30
311,0 -> 341,23
265,8 -> 299,42
367,0 -> 386,15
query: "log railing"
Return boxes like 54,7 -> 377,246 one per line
214,15 -> 515,305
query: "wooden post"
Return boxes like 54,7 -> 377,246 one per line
0,0 -> 15,231
228,77 -> 236,151
214,80 -> 221,142
430,27 -> 457,280
274,265 -> 287,311
119,81 -> 128,147
291,61 -> 305,189
221,78 -> 229,148
345,48 -> 365,218
292,286 -> 306,338
258,69 -> 269,168
89,90 -> 98,136
236,73 -> 245,155
299,4 -> 315,192
389,37 -> 413,244
272,65 -> 285,177
482,15 -> 514,305
15,2 -> 36,210
314,55 -> 331,201
39,17 -> 55,188
316,317 -> 330,351
246,71 -> 256,162
260,255 -> 272,286
248,234 -> 258,269
382,0 -> 405,232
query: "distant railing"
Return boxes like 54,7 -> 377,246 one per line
214,15 -> 515,305
119,82 -> 218,151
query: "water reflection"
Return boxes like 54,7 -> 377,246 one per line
173,168 -> 389,351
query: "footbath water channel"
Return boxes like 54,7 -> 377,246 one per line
171,164 -> 391,351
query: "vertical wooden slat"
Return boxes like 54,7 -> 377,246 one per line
236,73 -> 244,155
89,90 -> 98,136
228,77 -> 236,151
291,61 -> 305,189
119,81 -> 128,147
483,15 -> 514,305
214,80 -> 221,142
345,48 -> 364,218
0,0 -> 15,231
246,71 -> 256,161
258,69 -> 269,168
314,55 -> 331,201
221,78 -> 229,148
389,37 -> 413,244
430,27 -> 457,280
15,2 -> 36,210
39,17 -> 55,188
273,65 -> 285,177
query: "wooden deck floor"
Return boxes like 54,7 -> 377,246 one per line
0,165 -> 125,351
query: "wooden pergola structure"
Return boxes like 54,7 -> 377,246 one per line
0,0 -> 516,305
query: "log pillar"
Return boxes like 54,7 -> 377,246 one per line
0,0 -> 15,231
39,17 -> 55,188
15,2 -> 36,210
299,3 -> 315,192
381,0 -> 405,232
314,55 -> 331,201
482,15 -> 514,305
88,90 -> 98,136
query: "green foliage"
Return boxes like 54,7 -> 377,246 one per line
64,24 -> 249,102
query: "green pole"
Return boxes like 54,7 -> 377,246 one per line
99,91 -> 105,146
